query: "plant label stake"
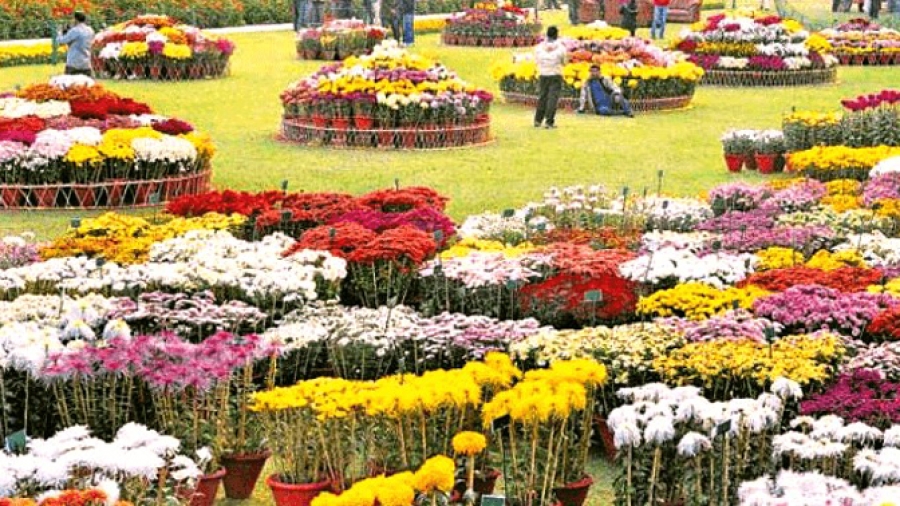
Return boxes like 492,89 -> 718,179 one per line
584,290 -> 603,327
4,429 -> 26,453
657,169 -> 664,196
394,178 -> 400,190
501,208 -> 515,219
281,180 -> 289,194
481,495 -> 506,506
70,217 -> 81,229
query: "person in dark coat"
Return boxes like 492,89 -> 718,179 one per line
620,0 -> 638,36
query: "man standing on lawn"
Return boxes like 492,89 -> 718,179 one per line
400,0 -> 415,46
650,0 -> 669,39
57,12 -> 94,76
533,26 -> 567,129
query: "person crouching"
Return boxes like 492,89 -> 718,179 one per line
576,64 -> 634,117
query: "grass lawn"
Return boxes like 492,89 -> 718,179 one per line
3,10 -> 900,238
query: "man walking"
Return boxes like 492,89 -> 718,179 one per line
650,0 -> 669,39
533,26 -> 566,129
57,12 -> 94,76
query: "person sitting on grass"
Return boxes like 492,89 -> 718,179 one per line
576,64 -> 634,117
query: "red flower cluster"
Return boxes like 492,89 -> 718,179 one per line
356,186 -> 449,212
841,89 -> 900,112
152,118 -> 194,135
547,243 -> 636,278
867,307 -> 900,342
347,225 -> 438,265
739,266 -> 884,293
284,221 -> 377,258
69,97 -> 153,120
0,116 -> 46,145
520,272 -> 638,323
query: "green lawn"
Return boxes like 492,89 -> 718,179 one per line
4,11 -> 900,238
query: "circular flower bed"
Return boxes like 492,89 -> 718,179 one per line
280,41 -> 494,150
442,3 -> 540,48
492,36 -> 704,113
296,20 -> 388,61
0,76 -> 214,209
820,18 -> 900,66
91,15 -> 235,81
674,14 -> 838,87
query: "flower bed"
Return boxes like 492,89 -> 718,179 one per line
674,14 -> 839,87
296,20 -> 387,61
441,3 -> 540,47
493,36 -> 703,113
0,42 -> 67,68
92,15 -> 235,81
0,75 -> 215,209
281,41 -> 493,150
820,18 -> 900,66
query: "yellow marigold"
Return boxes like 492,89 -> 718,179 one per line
637,282 -> 770,320
826,179 -> 861,196
805,249 -> 867,271
452,431 -> 487,456
412,455 -> 456,493
756,247 -> 804,271
441,238 -> 536,259
822,194 -> 861,212
869,278 -> 900,296
65,144 -> 102,164
788,146 -> 900,175
120,41 -> 149,59
162,43 -> 192,60
875,198 -> 900,219
158,26 -> 187,44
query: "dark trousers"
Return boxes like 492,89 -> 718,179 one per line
385,15 -> 401,40
535,75 -> 562,126
65,66 -> 92,76
569,0 -> 580,23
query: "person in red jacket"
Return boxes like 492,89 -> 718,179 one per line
650,0 -> 670,39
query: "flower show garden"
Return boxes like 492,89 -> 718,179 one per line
6,4 -> 900,506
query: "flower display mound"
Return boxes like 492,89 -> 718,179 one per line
492,36 -> 704,113
442,2 -> 540,48
280,41 -> 494,150
92,14 -> 235,81
821,18 -> 900,66
296,20 -> 387,61
674,13 -> 838,87
0,75 -> 214,210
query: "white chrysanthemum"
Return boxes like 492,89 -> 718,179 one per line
644,415 -> 676,445
677,432 -> 711,457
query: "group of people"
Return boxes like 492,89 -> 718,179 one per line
543,0 -> 669,39
832,0 -> 899,18
533,25 -> 634,129
292,0 -> 415,45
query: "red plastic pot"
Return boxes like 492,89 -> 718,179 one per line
554,475 -> 594,506
377,130 -> 395,148
312,114 -> 329,129
32,186 -> 58,207
400,129 -> 417,149
593,416 -> 617,461
0,186 -> 19,207
755,153 -> 777,174
73,185 -> 96,207
267,475 -> 331,506
724,154 -> 743,173
354,115 -> 374,130
190,468 -> 226,506
332,117 -> 350,130
221,451 -> 271,500
106,179 -> 127,206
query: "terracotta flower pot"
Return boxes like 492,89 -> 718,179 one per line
106,179 -> 127,206
353,115 -> 374,130
742,154 -> 757,171
332,117 -> 350,130
190,469 -> 227,506
73,185 -> 96,207
377,130 -> 395,149
134,181 -> 159,205
312,114 -> 329,129
400,129 -> 417,149
724,153 -> 743,173
32,186 -> 57,207
754,153 -> 777,174
593,416 -> 617,461
554,475 -> 594,506
267,475 -> 331,506
0,186 -> 19,207
221,451 -> 272,500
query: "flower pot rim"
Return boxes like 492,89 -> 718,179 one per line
557,474 -> 594,489
203,468 -> 228,480
266,474 -> 332,491
221,449 -> 272,461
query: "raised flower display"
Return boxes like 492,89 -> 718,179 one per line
674,13 -> 838,86
492,36 -> 704,113
92,15 -> 235,81
820,18 -> 900,66
281,41 -> 494,150
296,19 -> 388,61
442,2 -> 541,47
0,75 -> 214,209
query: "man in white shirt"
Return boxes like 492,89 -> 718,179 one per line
533,26 -> 567,129
57,12 -> 95,76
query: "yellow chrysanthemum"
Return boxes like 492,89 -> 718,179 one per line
412,455 -> 455,493
451,431 -> 487,456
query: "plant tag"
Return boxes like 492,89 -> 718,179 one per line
281,180 -> 289,191
148,192 -> 160,205
713,419 -> 732,439
501,208 -> 515,218
482,495 -> 506,506
70,217 -> 81,228
433,230 -> 444,242
584,290 -> 602,303
5,429 -> 26,453
534,222 -> 547,231
505,279 -> 520,290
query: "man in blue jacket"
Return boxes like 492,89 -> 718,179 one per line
57,12 -> 95,76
